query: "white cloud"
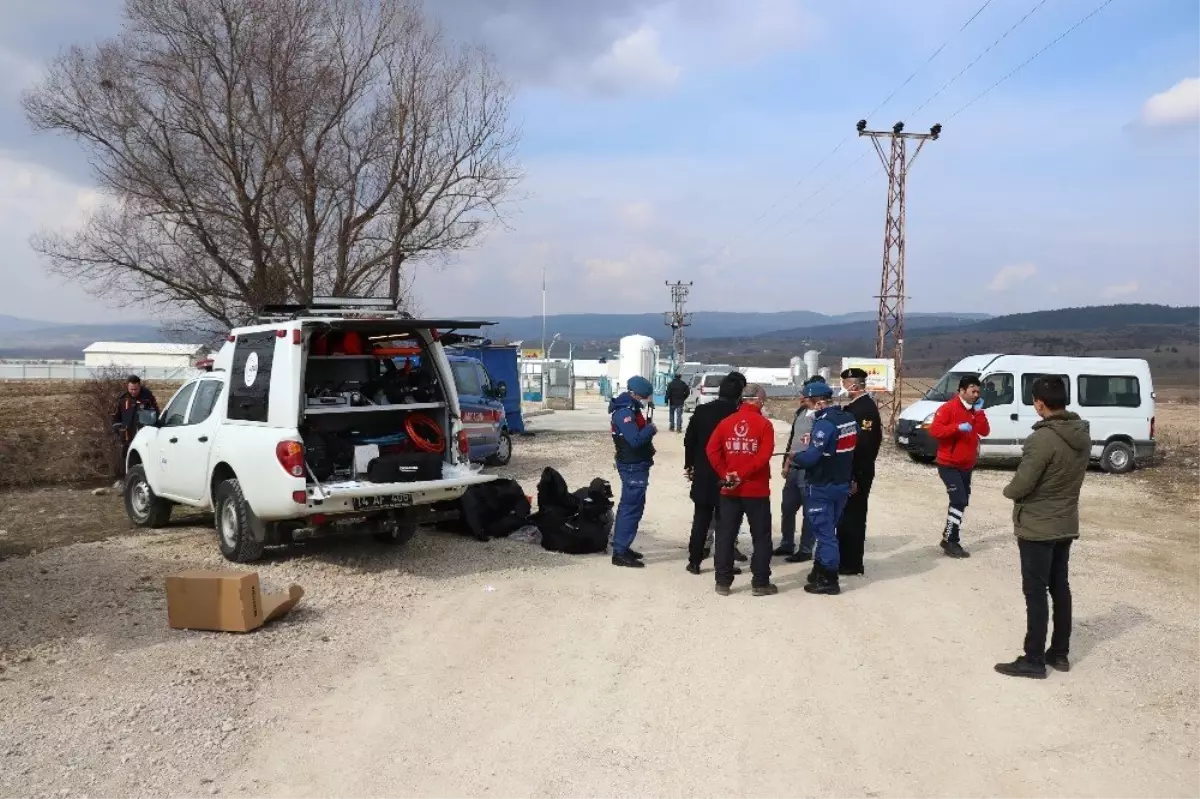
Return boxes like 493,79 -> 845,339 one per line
987,263 -> 1037,292
672,0 -> 816,61
1102,281 -> 1139,299
1140,77 -> 1200,128
587,26 -> 681,94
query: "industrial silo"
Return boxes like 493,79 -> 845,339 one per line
803,350 -> 821,379
618,335 -> 656,391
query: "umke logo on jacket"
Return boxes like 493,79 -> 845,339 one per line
725,419 -> 759,454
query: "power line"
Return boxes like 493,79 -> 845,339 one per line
705,0 -> 997,263
948,0 -> 1119,120
906,0 -> 1050,119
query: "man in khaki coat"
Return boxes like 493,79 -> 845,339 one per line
994,376 -> 1090,679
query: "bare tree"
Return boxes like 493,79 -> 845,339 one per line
24,0 -> 521,327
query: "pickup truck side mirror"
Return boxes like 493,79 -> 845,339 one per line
137,408 -> 160,427
494,381 -> 507,399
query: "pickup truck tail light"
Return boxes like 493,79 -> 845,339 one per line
276,440 -> 306,478
457,430 -> 470,457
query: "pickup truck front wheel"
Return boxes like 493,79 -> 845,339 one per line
215,479 -> 265,563
486,431 -> 513,466
125,465 -> 173,528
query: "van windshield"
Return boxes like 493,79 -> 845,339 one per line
702,374 -> 723,388
923,372 -> 971,402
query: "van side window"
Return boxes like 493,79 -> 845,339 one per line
1021,374 -> 1071,406
980,373 -> 1015,408
451,362 -> 482,396
1079,375 -> 1141,408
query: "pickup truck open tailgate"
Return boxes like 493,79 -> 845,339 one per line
304,473 -> 497,514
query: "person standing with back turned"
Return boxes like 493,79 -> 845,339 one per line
683,372 -> 745,575
705,383 -> 777,596
928,374 -> 991,559
994,376 -> 1089,679
665,373 -> 690,433
609,376 -> 658,569
836,367 -> 883,576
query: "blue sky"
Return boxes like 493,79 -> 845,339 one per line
0,0 -> 1196,323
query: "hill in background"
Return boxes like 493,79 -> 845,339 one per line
689,304 -> 1199,384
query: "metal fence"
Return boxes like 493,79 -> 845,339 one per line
0,362 -> 204,381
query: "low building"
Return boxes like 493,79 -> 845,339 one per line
83,341 -> 209,370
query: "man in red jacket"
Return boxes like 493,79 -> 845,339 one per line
928,374 -> 991,558
706,383 -> 777,596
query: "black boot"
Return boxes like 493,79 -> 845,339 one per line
733,546 -> 748,563
940,540 -> 970,559
806,564 -> 820,585
786,550 -> 813,564
627,548 -> 644,560
994,656 -> 1047,679
804,564 -> 841,595
612,552 -> 645,568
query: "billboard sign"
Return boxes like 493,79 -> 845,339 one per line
840,357 -> 895,392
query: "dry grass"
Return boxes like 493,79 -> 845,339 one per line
0,378 -> 182,489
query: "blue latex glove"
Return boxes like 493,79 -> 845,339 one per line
973,399 -> 985,410
958,422 -> 973,433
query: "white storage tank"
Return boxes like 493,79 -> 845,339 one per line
818,367 -> 832,381
789,356 -> 808,384
803,349 -> 821,378
618,334 -> 657,392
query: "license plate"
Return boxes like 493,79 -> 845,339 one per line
897,436 -> 910,445
352,493 -> 414,511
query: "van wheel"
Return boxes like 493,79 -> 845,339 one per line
372,511 -> 418,546
215,479 -> 265,563
486,432 -> 513,466
1100,441 -> 1135,474
124,465 -> 173,528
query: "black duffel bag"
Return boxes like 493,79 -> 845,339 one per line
459,478 -> 531,541
533,468 -> 613,555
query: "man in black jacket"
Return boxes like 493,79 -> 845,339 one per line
665,373 -> 690,432
112,375 -> 159,482
683,372 -> 745,574
835,367 -> 883,575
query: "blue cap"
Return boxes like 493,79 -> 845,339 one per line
627,376 -> 653,398
802,381 -> 833,399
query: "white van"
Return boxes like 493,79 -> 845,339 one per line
895,354 -> 1155,474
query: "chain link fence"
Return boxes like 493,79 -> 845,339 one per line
0,363 -> 204,381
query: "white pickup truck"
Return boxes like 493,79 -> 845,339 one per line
123,300 -> 497,562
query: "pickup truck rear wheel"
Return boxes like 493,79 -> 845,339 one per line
486,431 -> 513,466
124,465 -> 173,528
371,510 -> 418,547
215,478 -> 265,563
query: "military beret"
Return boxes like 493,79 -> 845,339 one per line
841,367 -> 869,380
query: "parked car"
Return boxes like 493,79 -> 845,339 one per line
685,371 -> 727,412
895,354 -> 1156,474
447,353 -> 512,466
122,299 -> 497,562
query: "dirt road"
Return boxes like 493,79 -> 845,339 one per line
1,404 -> 1197,798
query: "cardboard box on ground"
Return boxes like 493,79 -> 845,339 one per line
165,571 -> 304,633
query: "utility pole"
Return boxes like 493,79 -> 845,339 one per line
857,119 -> 941,433
663,281 -> 693,368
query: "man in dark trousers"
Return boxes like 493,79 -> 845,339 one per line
775,376 -> 823,560
111,375 -> 159,484
683,372 -> 745,574
608,375 -> 658,568
665,373 -> 690,432
790,381 -> 858,596
705,383 -> 777,596
928,374 -> 991,559
836,367 -> 883,576
995,376 -> 1089,679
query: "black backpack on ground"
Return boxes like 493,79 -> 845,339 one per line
459,478 -> 531,541
533,468 -> 613,555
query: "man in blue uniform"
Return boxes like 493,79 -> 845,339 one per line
609,375 -> 658,568
790,381 -> 858,596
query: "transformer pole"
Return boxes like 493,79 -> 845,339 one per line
663,281 -> 693,369
857,119 -> 941,433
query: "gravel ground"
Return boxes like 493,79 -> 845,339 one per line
0,408 -> 1197,798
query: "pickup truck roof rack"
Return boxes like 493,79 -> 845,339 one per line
255,297 -> 412,322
